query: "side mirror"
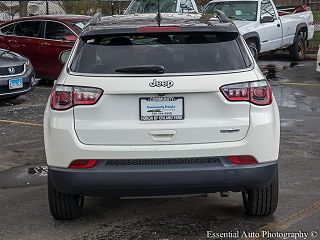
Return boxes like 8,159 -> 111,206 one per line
59,50 -> 71,64
260,16 -> 275,23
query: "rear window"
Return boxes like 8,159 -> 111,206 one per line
70,32 -> 251,75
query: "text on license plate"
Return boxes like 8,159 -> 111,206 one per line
140,97 -> 184,121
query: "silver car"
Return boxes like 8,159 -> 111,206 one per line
0,49 -> 35,99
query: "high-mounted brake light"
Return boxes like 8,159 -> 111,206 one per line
220,80 -> 272,106
228,156 -> 257,164
68,160 -> 97,169
50,85 -> 103,111
138,26 -> 182,32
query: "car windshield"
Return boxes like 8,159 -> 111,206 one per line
204,1 -> 258,21
126,0 -> 195,13
70,32 -> 250,75
71,20 -> 90,32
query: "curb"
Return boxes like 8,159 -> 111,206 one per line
305,53 -> 317,61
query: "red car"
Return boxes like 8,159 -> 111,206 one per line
0,15 -> 91,80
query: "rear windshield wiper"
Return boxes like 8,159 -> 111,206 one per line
115,65 -> 165,74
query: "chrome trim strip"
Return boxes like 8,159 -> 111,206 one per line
220,128 -> 241,133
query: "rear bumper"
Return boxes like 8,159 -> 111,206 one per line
49,159 -> 278,196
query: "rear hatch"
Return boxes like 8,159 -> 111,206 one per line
68,29 -> 255,145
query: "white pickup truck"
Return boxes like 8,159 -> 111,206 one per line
204,0 -> 315,60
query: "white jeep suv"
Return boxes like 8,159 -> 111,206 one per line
44,13 -> 280,220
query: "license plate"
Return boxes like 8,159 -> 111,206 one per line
9,78 -> 23,90
140,97 -> 184,121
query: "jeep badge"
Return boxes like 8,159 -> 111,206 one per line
149,79 -> 174,88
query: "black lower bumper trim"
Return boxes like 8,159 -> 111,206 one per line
49,160 -> 278,197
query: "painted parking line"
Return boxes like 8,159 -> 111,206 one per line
240,200 -> 320,240
281,82 -> 320,87
0,119 -> 43,127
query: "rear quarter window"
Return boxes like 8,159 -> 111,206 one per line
70,31 -> 251,75
1,24 -> 16,35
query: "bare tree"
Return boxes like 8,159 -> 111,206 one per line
19,0 -> 29,17
195,0 -> 211,9
0,2 -> 20,20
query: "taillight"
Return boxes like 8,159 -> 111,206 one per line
228,155 -> 257,164
220,80 -> 272,106
68,160 -> 97,169
50,85 -> 103,111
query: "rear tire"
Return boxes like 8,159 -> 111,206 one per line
246,40 -> 259,61
289,35 -> 305,61
48,176 -> 83,220
242,169 -> 278,216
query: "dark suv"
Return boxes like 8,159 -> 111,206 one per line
0,48 -> 35,99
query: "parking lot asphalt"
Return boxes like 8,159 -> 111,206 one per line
0,59 -> 319,240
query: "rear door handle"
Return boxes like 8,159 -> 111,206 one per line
277,24 -> 281,27
149,130 -> 176,142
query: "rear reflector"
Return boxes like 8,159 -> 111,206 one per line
138,26 -> 182,32
228,156 -> 257,164
68,160 -> 97,169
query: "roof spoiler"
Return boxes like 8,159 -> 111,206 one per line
211,10 -> 230,23
199,10 -> 230,24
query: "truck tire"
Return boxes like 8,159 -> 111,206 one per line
48,175 -> 83,220
242,169 -> 278,216
246,40 -> 259,61
289,35 -> 305,61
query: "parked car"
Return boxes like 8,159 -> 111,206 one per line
125,0 -> 198,14
44,13 -> 280,220
203,0 -> 315,60
0,48 -> 35,99
0,15 -> 91,80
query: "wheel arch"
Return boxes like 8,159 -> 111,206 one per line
295,23 -> 308,41
0,41 -> 11,50
243,32 -> 261,53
